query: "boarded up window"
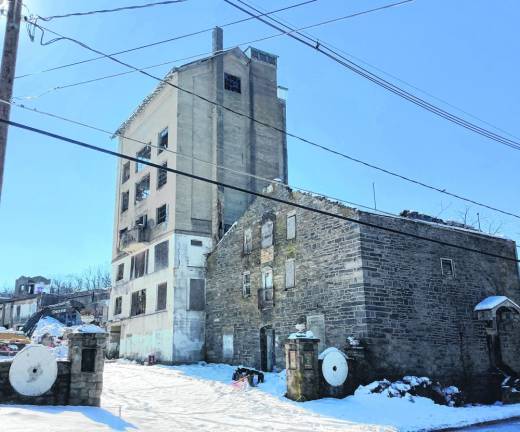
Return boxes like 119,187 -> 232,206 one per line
130,289 -> 146,316
188,279 -> 205,311
158,127 -> 168,154
157,162 -> 167,189
287,213 -> 296,240
243,228 -> 252,254
116,263 -> 124,281
114,296 -> 122,315
441,258 -> 454,277
223,333 -> 234,360
135,175 -> 150,202
261,220 -> 274,248
81,349 -> 96,372
191,239 -> 203,246
156,204 -> 167,224
242,272 -> 251,297
136,145 -> 151,172
156,282 -> 167,311
154,241 -> 169,271
285,259 -> 295,289
121,191 -> 129,213
131,250 -> 148,279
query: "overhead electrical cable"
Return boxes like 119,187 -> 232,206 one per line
2,117 -> 518,263
16,0 -> 317,79
20,19 -> 520,220
224,0 -> 520,151
0,98 -> 394,217
35,0 -> 188,21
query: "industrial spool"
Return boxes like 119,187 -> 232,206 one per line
319,347 -> 349,397
9,345 -> 58,397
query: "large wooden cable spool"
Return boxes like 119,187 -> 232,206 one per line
9,345 -> 58,396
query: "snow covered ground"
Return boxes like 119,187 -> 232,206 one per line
2,362 -> 520,431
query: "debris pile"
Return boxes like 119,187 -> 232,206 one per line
355,376 -> 464,407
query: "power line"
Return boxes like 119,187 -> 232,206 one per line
0,97 -> 394,217
1,117 -> 517,263
225,0 -> 520,152
16,0 -> 317,79
35,1 -> 188,21
20,19 -> 520,221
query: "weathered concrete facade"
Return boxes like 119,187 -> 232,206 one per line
108,28 -> 287,362
205,185 -> 520,398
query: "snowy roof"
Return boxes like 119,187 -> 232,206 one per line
474,296 -> 520,312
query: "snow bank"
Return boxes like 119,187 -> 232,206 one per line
31,316 -> 66,342
71,324 -> 106,334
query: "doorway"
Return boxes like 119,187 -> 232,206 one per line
260,326 -> 275,372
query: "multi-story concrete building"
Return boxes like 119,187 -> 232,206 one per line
205,184 -> 520,401
107,28 -> 287,362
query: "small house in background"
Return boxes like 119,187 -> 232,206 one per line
205,184 -> 520,402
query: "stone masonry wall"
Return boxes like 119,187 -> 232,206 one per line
358,211 -> 520,387
0,361 -> 70,405
206,187 -> 366,370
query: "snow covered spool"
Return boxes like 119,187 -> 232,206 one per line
318,347 -> 349,398
9,345 -> 58,396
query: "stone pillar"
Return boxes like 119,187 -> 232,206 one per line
67,332 -> 108,406
284,338 -> 320,401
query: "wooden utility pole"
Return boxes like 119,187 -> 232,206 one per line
0,0 -> 22,204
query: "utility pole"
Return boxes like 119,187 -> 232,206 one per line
0,0 -> 22,204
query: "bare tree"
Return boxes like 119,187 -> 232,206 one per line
50,263 -> 111,294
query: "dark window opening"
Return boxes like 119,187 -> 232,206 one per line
130,289 -> 146,316
441,258 -> 454,277
81,348 -> 96,372
114,296 -> 122,315
157,282 -> 167,311
135,175 -> 150,202
122,162 -> 130,183
224,73 -> 241,93
136,145 -> 151,172
190,239 -> 203,247
157,162 -> 167,189
156,204 -> 167,224
154,240 -> 169,271
121,191 -> 129,213
131,250 -> 148,279
188,279 -> 205,311
242,272 -> 251,297
116,263 -> 124,281
158,128 -> 168,154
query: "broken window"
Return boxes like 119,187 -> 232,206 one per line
116,263 -> 124,281
136,145 -> 151,172
114,296 -> 122,315
287,213 -> 296,240
130,250 -> 148,279
243,228 -> 252,254
262,267 -> 273,289
261,219 -> 274,248
135,175 -> 150,203
441,258 -> 454,278
156,204 -> 167,225
224,73 -> 241,93
158,128 -> 168,154
188,279 -> 205,311
122,161 -> 130,184
242,272 -> 251,297
81,349 -> 96,372
156,282 -> 167,311
285,259 -> 295,289
130,289 -> 146,316
154,240 -> 169,271
157,162 -> 167,189
121,191 -> 129,213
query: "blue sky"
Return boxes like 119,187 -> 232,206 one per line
0,0 -> 519,287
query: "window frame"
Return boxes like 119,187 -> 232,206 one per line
243,228 -> 252,254
121,191 -> 129,213
136,145 -> 151,173
157,162 -> 167,189
135,174 -> 151,203
130,289 -> 146,316
154,240 -> 169,272
261,220 -> 274,249
286,212 -> 296,240
156,204 -> 167,225
116,263 -> 124,282
122,161 -> 130,184
114,296 -> 122,315
131,250 -> 148,279
441,258 -> 455,278
158,128 -> 168,154
224,73 -> 241,93
242,271 -> 251,297
156,282 -> 167,311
